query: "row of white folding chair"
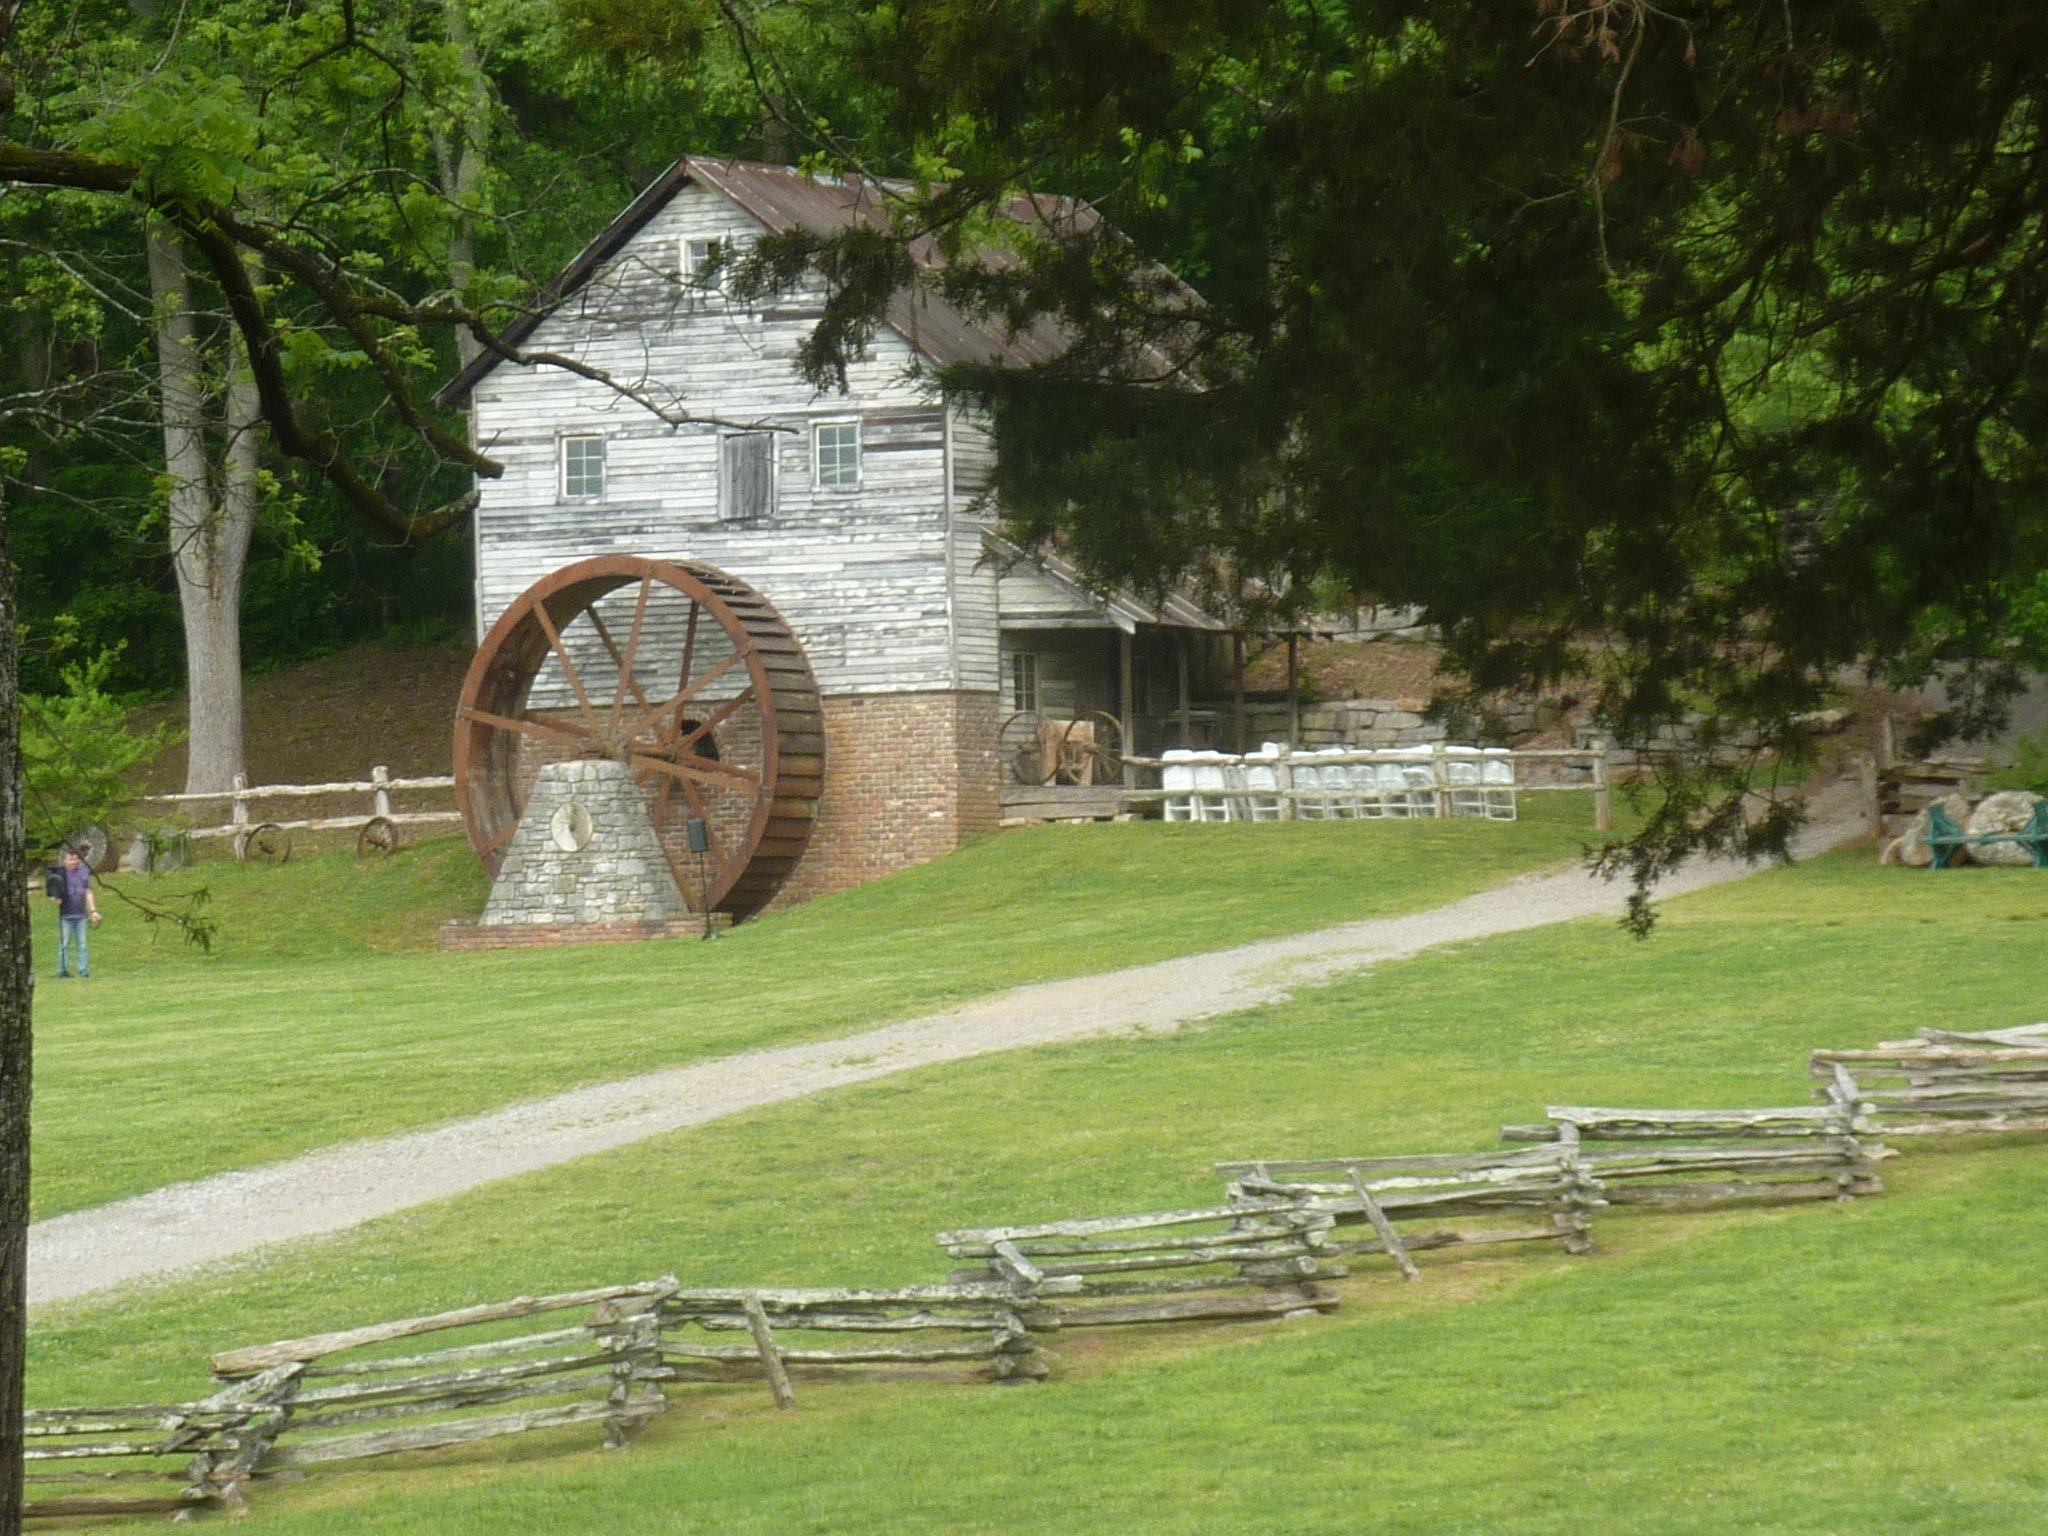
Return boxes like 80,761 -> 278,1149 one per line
1291,749 -> 1432,821
1161,750 -> 1240,822
1160,746 -> 1517,822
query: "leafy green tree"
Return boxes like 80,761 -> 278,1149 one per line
20,646 -> 176,856
693,0 -> 2048,907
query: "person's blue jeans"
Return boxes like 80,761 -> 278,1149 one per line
57,915 -> 89,977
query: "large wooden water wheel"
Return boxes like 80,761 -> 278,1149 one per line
453,555 -> 823,920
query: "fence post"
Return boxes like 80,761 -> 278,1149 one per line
230,773 -> 251,861
371,764 -> 392,821
1592,742 -> 1613,833
1860,753 -> 1886,845
1276,744 -> 1296,822
1430,743 -> 1449,820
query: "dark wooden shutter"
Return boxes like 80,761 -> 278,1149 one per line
719,432 -> 777,522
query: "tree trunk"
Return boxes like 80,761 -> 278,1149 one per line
0,500 -> 33,1536
148,218 -> 255,796
434,0 -> 489,373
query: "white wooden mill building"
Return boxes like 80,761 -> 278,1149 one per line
439,156 -> 1233,906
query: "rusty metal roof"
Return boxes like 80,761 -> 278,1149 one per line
437,156 -> 1105,407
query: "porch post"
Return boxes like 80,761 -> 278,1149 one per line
1176,634 -> 1192,748
1118,627 -> 1136,771
1285,631 -> 1300,749
1232,631 -> 1247,753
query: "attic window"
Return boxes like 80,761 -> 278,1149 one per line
719,432 -> 778,522
683,236 -> 751,292
560,435 -> 605,499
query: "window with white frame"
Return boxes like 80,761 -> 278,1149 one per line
1010,652 -> 1040,713
813,420 -> 862,490
719,431 -> 778,522
560,434 -> 606,499
682,235 -> 754,292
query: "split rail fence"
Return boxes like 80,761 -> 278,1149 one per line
133,766 -> 460,860
26,1014 -> 2048,1524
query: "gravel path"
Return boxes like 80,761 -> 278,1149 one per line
29,802 -> 1861,1307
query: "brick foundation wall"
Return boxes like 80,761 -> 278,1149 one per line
771,690 -> 1000,910
439,915 -> 726,951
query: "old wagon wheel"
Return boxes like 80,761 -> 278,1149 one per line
356,816 -> 400,860
1060,712 -> 1126,787
239,823 -> 291,863
1000,710 -> 1056,786
453,555 -> 823,920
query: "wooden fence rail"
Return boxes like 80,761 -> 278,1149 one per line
937,1198 -> 1346,1328
132,765 -> 461,859
1813,1026 -> 2048,1137
1217,1146 -> 1603,1269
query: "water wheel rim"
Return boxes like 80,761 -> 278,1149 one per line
452,555 -> 822,920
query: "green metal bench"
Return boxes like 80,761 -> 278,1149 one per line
1927,801 -> 2048,868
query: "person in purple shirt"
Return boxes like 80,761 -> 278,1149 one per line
51,846 -> 100,979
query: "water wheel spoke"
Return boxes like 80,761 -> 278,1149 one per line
482,817 -> 519,857
669,646 -> 753,717
628,751 -> 763,790
592,584 -> 654,734
460,705 -> 591,748
532,601 -> 602,732
674,686 -> 756,754
615,647 -> 752,744
678,601 -> 700,706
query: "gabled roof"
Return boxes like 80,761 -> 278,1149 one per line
983,529 -> 1228,633
436,156 -> 1100,408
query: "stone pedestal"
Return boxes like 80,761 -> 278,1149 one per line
479,758 -> 690,928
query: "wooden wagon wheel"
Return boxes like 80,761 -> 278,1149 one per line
239,823 -> 291,863
1000,710 -> 1056,786
356,816 -> 400,860
1060,711 -> 1125,787
453,555 -> 823,920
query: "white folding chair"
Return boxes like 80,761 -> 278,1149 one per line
1349,759 -> 1388,819
1293,761 -> 1326,821
1162,749 -> 1197,823
1400,759 -> 1439,818
1445,746 -> 1486,819
1481,748 -> 1518,821
1321,750 -> 1358,819
1368,759 -> 1405,818
1244,748 -> 1284,822
1193,755 -> 1235,822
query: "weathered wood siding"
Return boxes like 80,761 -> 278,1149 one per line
472,183 -> 977,699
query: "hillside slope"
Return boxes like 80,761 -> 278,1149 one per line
132,643 -> 472,793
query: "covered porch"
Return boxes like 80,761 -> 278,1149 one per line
987,535 -> 1308,819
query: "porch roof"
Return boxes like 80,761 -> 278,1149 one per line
984,529 -> 1230,634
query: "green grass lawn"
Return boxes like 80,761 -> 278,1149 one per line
27,851 -> 2048,1533
29,800 -> 1604,1218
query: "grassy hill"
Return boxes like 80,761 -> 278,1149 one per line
31,801 -> 1606,1218
26,830 -> 2048,1533
130,643 -> 472,794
